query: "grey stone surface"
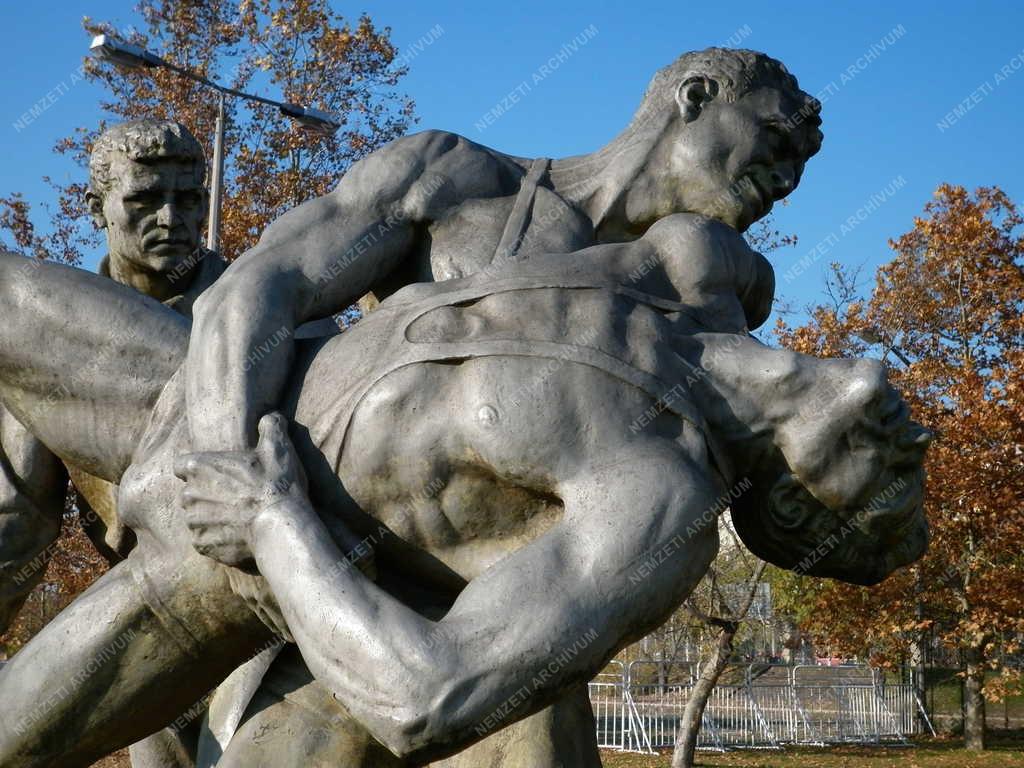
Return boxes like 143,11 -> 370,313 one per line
0,49 -> 928,768
0,119 -> 221,626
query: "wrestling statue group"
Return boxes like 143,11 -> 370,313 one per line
0,48 -> 930,767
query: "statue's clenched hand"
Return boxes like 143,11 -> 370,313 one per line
174,413 -> 308,568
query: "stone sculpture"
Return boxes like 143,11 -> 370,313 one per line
0,48 -> 929,768
0,118 -> 224,768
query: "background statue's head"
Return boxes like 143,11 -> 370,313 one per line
87,119 -> 207,280
620,48 -> 823,233
729,358 -> 930,585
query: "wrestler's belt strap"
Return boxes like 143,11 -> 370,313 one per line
316,274 -> 723,479
491,158 -> 551,265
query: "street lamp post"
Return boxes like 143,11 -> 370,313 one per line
89,33 -> 342,252
207,93 -> 226,251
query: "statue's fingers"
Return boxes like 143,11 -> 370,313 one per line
257,413 -> 300,473
197,452 -> 261,484
188,528 -> 221,551
173,453 -> 202,481
189,527 -> 240,552
181,487 -> 241,510
176,452 -> 257,487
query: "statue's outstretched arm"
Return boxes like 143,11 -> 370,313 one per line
0,250 -> 187,481
175,413 -> 719,762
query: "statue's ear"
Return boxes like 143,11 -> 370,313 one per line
86,190 -> 107,229
675,76 -> 719,123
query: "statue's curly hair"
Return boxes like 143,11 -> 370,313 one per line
89,119 -> 205,198
628,47 -> 823,159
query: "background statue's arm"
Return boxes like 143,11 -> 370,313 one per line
178,417 -> 719,761
185,131 -> 459,451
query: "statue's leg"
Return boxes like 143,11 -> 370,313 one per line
0,250 -> 188,482
128,720 -> 201,768
0,545 -> 275,768
0,408 -> 67,635
213,645 -> 409,768
429,686 -> 600,768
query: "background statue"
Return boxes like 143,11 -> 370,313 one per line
0,119 -> 218,626
0,119 -> 223,768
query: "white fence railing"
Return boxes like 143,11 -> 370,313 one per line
589,662 -> 926,753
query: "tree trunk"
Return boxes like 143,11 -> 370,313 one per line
671,621 -> 737,768
964,641 -> 986,750
910,597 -> 928,733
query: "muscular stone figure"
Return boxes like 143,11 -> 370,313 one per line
0,201 -> 928,765
184,47 -> 823,452
182,48 -> 822,764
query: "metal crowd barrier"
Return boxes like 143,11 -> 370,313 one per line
589,661 -> 926,753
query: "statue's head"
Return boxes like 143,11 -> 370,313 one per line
621,48 -> 822,233
87,120 -> 207,280
730,358 -> 930,586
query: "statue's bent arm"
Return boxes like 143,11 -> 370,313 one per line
185,131 -> 462,451
242,430 -> 718,760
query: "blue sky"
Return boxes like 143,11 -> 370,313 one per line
2,1 -> 1022,322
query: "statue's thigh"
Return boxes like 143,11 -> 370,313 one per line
217,647 -> 409,768
430,685 -> 601,768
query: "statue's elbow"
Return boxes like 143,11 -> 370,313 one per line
355,697 -> 443,762
345,664 -> 467,761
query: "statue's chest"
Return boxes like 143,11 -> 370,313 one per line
424,189 -> 593,281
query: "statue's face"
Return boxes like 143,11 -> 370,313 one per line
733,359 -> 930,585
639,85 -> 818,232
101,154 -> 206,277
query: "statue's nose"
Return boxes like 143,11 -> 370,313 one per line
897,423 -> 933,459
156,202 -> 180,229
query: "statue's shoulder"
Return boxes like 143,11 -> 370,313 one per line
339,130 -> 520,211
373,129 -> 512,172
642,213 -> 774,330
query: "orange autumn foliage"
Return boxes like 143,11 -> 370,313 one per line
773,185 -> 1024,736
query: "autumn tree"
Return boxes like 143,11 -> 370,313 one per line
772,184 -> 1024,751
0,0 -> 414,650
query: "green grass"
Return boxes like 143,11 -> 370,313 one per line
600,734 -> 1024,768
